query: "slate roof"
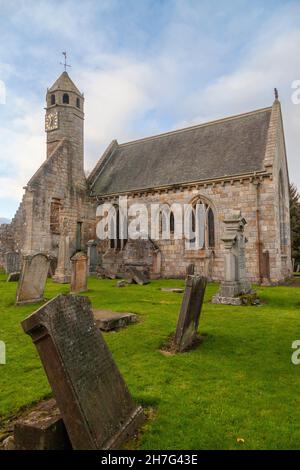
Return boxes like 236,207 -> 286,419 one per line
91,107 -> 272,196
48,72 -> 82,95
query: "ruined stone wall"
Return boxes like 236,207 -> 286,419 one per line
0,223 -> 14,267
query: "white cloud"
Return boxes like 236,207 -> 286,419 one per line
0,0 -> 300,220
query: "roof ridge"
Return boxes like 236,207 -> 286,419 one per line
119,106 -> 272,147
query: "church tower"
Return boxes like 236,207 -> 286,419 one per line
45,71 -> 85,181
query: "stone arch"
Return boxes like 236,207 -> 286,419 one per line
188,194 -> 218,249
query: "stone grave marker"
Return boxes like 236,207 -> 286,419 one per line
186,263 -> 195,276
173,274 -> 207,352
4,251 -> 20,274
70,251 -> 87,293
212,210 -> 252,305
87,240 -> 99,274
21,294 -> 144,450
93,310 -> 137,331
14,399 -> 71,450
16,253 -> 50,305
126,266 -> 150,285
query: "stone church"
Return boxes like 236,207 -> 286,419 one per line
0,71 -> 292,284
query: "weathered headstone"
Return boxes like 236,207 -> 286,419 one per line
126,266 -> 150,285
53,222 -> 71,283
212,211 -> 252,305
173,275 -> 207,352
21,294 -> 144,449
7,271 -> 20,282
70,251 -> 87,293
14,399 -> 71,450
87,240 -> 99,274
4,251 -> 20,274
16,253 -> 50,305
186,263 -> 195,276
93,310 -> 137,331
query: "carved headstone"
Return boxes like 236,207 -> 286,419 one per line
16,253 -> 50,305
212,211 -> 252,305
4,251 -> 20,274
21,295 -> 144,450
87,240 -> 99,274
70,251 -> 87,293
173,275 -> 207,352
53,220 -> 72,283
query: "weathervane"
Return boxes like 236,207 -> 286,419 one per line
60,51 -> 71,72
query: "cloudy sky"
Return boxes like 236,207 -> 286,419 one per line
0,0 -> 299,219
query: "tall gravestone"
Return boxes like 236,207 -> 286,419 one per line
21,294 -> 144,450
87,240 -> 99,274
173,274 -> 207,352
4,251 -> 20,274
70,251 -> 88,293
212,210 -> 252,305
16,253 -> 50,305
53,218 -> 73,283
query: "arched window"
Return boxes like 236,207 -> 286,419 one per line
76,97 -> 80,108
188,198 -> 215,249
208,207 -> 215,248
170,212 -> 175,234
63,93 -> 69,104
110,206 -> 127,250
51,94 -> 55,105
160,205 -> 176,239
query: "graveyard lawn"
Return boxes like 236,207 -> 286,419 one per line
0,272 -> 300,450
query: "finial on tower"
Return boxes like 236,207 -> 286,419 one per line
60,51 -> 71,72
274,87 -> 279,100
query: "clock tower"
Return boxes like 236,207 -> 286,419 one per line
45,71 -> 84,176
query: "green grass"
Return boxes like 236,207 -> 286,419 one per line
1,272 -> 300,449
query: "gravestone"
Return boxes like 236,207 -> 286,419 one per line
21,294 -> 144,450
87,240 -> 99,274
212,211 -> 252,305
4,251 -> 20,274
186,263 -> 195,276
14,399 -> 71,450
16,253 -> 50,305
53,222 -> 72,283
70,251 -> 87,293
126,266 -> 150,285
173,274 -> 207,352
93,310 -> 137,331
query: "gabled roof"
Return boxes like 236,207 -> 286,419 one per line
91,106 -> 272,196
48,72 -> 82,95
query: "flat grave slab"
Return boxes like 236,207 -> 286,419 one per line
93,310 -> 137,331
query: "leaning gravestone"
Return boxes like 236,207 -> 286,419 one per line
173,274 -> 207,352
212,210 -> 252,305
70,251 -> 87,293
16,253 -> 50,305
21,294 -> 144,450
186,263 -> 195,276
126,266 -> 150,285
4,251 -> 20,274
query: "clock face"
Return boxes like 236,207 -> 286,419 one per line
45,111 -> 58,132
